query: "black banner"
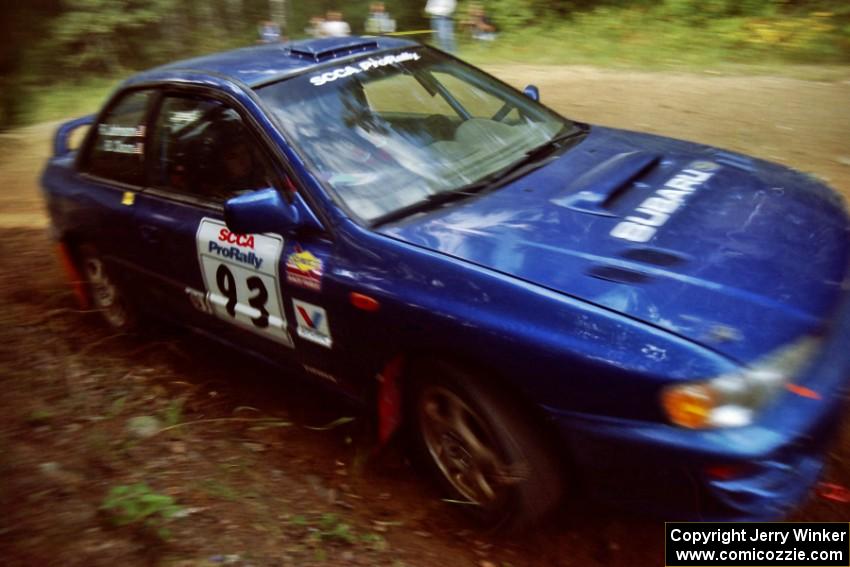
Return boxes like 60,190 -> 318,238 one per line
666,523 -> 849,567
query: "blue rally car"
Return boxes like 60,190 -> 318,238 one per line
42,37 -> 850,529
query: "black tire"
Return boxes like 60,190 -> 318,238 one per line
409,359 -> 565,531
77,244 -> 137,331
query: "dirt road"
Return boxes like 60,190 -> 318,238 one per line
1,66 -> 849,566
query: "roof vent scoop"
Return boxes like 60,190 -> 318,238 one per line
289,39 -> 380,62
551,151 -> 659,216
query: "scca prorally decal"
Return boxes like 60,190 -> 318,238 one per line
208,228 -> 262,269
610,162 -> 718,243
309,51 -> 421,87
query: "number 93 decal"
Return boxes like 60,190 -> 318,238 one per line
193,218 -> 293,347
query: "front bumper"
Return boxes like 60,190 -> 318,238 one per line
548,290 -> 850,521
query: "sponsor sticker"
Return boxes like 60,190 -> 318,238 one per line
101,139 -> 144,155
292,299 -> 332,348
286,246 -> 323,291
98,124 -> 146,155
98,124 -> 145,137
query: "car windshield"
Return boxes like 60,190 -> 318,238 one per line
257,47 -> 574,223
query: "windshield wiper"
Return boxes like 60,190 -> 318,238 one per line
461,123 -> 588,191
522,122 -> 589,163
371,123 -> 589,228
370,181 -> 489,228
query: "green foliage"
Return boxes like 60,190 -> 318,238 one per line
101,483 -> 182,539
26,408 -> 55,425
462,0 -> 850,66
21,77 -> 117,126
317,513 -> 357,543
290,513 -> 371,547
161,397 -> 185,429
199,479 -> 241,501
49,0 -> 166,73
360,532 -> 389,552
470,0 -> 537,31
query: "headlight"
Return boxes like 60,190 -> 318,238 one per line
661,336 -> 821,429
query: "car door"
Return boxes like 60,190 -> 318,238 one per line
72,89 -> 157,285
132,90 -> 343,383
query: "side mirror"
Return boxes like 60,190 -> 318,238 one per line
523,85 -> 540,102
224,188 -> 323,236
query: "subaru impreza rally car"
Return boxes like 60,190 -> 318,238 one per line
42,36 -> 850,530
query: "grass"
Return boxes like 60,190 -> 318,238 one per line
22,77 -> 120,125
287,512 -> 389,552
458,12 -> 850,80
460,26 -> 848,79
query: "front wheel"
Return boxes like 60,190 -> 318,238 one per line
410,361 -> 565,531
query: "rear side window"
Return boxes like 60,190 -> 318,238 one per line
84,90 -> 152,186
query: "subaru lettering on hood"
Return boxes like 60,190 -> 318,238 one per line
610,162 -> 716,243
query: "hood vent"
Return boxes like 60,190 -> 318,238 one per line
551,151 -> 659,216
620,247 -> 687,267
588,266 -> 652,284
711,150 -> 756,172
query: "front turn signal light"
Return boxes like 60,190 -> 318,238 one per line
661,383 -> 717,429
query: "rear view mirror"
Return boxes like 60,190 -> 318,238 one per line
224,188 -> 322,236
523,85 -> 540,102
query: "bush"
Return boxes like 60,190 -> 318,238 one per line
101,483 -> 182,540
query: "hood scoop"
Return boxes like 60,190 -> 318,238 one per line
551,150 -> 659,216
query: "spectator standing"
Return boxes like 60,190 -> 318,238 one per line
319,11 -> 351,37
365,2 -> 397,35
258,20 -> 281,43
425,0 -> 456,53
468,3 -> 496,41
306,15 -> 325,38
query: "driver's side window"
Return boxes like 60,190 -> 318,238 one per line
150,95 -> 274,203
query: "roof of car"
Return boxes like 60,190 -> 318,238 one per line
143,36 -> 420,87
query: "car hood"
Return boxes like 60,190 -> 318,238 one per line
379,126 -> 850,362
